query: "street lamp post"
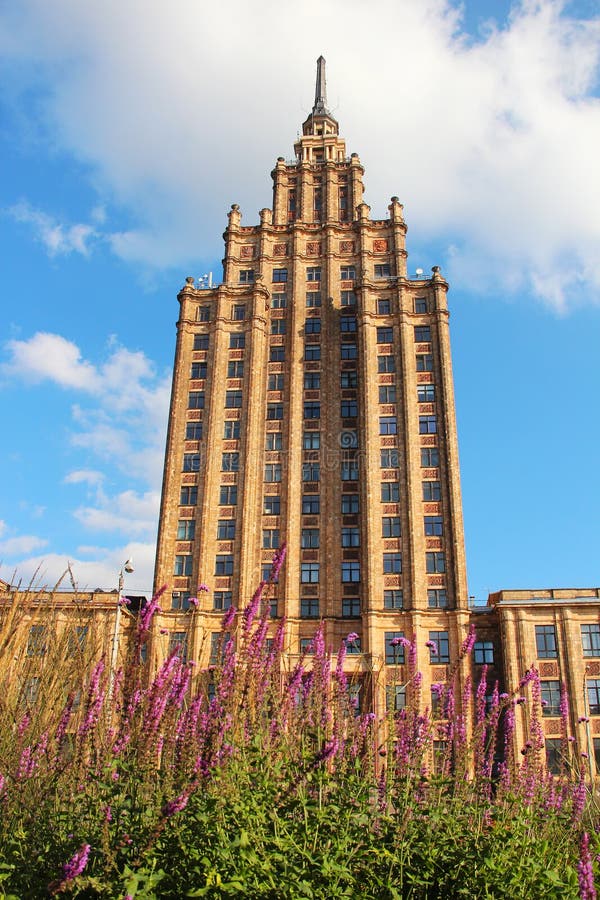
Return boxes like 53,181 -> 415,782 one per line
109,559 -> 134,698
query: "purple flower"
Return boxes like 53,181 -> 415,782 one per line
118,596 -> 131,607
346,632 -> 359,643
270,543 -> 287,581
162,792 -> 189,818
460,624 -> 476,655
62,843 -> 91,882
516,697 -> 525,704
198,583 -> 210,592
578,832 -> 597,900
579,716 -> 590,724
426,640 -> 438,654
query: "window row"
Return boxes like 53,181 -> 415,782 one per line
535,623 -> 600,659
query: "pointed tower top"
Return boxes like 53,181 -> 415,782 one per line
313,55 -> 329,116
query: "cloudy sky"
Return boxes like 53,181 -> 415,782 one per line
1,0 -> 599,601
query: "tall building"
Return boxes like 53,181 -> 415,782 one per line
153,57 -> 471,713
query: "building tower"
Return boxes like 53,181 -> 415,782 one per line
154,58 -> 470,713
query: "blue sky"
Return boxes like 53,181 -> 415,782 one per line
1,0 -> 599,601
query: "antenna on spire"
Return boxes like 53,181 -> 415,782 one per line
313,55 -> 329,116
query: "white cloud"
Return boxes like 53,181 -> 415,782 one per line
7,201 -> 97,257
3,332 -> 98,390
0,540 -> 157,594
0,534 -> 48,557
64,469 -> 105,486
73,489 -> 160,538
0,520 -> 7,538
1,0 -> 599,309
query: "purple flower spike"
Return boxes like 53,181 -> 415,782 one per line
390,637 -> 403,647
198,583 -> 210,593
188,597 -> 199,607
579,716 -> 590,724
426,640 -> 437,653
578,832 -> 597,900
346,632 -> 359,643
62,843 -> 91,883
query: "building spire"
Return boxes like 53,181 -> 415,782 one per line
313,55 -> 329,116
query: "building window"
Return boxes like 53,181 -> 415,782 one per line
302,495 -> 320,514
419,415 -> 437,434
341,291 -> 356,306
342,561 -> 361,583
535,625 -> 558,659
268,374 -> 284,391
473,641 -> 494,665
382,517 -> 401,537
193,334 -> 209,350
191,362 -> 207,379
239,269 -> 254,283
381,482 -> 400,502
383,553 -> 402,574
180,486 -> 197,505
340,265 -> 356,280
262,529 -> 280,549
270,346 -> 285,362
213,591 -> 232,611
305,318 -> 321,334
183,453 -> 201,472
340,316 -> 357,333
341,400 -> 358,418
379,386 -> 396,404
230,333 -> 246,349
342,597 -> 360,617
378,355 -> 395,373
226,359 -> 244,378
416,353 -> 433,371
197,306 -> 211,322
26,625 -> 47,657
588,680 -> 600,715
385,633 -> 405,665
421,447 -> 439,467
380,449 -> 399,468
224,420 -> 241,440
340,343 -> 357,360
188,391 -> 205,409
415,298 -> 428,313
174,555 -> 193,577
265,432 -> 282,450
306,266 -> 321,281
225,390 -> 243,408
386,684 -> 406,712
301,563 -> 320,583
426,552 -> 445,574
185,422 -> 203,440
341,494 -> 359,514
415,325 -> 431,342
424,516 -> 443,536
341,527 -> 360,547
222,452 -> 239,471
168,632 -> 188,663
301,529 -> 320,548
272,293 -> 287,308
540,680 -> 561,716
346,636 -> 362,654
417,384 -> 436,403
304,372 -> 321,390
384,590 -> 404,610
374,264 -> 391,279
177,519 -> 196,540
215,555 -> 234,576
264,463 -> 282,483
304,402 -> 320,419
171,591 -> 191,611
233,304 -> 245,321
305,344 -> 321,361
301,598 -> 320,618
302,463 -> 320,482
267,403 -> 284,420
545,739 -> 564,775
303,432 -> 321,449
272,268 -> 288,283
377,327 -> 393,344
377,299 -> 391,315
219,485 -> 237,505
379,416 -> 397,435
582,624 -> 600,657
429,631 -> 450,663
423,481 -> 441,501
428,589 -> 448,609
340,370 -> 357,388
340,459 -> 359,480
271,320 -> 286,335
264,496 -> 281,515
217,519 -> 236,540
306,292 -> 322,307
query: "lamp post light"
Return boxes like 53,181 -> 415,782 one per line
109,559 -> 134,698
